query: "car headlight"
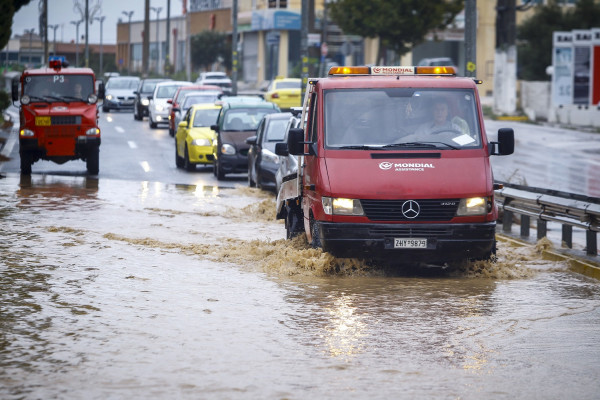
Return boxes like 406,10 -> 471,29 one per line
106,94 -> 113,101
261,149 -> 280,165
322,197 -> 365,216
141,98 -> 150,106
154,104 -> 164,112
191,138 -> 212,146
456,197 -> 489,216
221,143 -> 236,155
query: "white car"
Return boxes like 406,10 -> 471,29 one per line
195,72 -> 232,95
148,81 -> 192,129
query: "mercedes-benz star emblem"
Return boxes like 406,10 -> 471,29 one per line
401,200 -> 420,219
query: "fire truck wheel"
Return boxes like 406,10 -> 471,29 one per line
87,147 -> 99,175
20,152 -> 32,175
285,205 -> 303,240
310,215 -> 322,249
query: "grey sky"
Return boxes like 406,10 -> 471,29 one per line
12,0 -> 184,45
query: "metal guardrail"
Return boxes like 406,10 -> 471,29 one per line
494,182 -> 600,256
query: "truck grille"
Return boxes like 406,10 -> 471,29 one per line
361,199 -> 459,222
51,116 -> 82,125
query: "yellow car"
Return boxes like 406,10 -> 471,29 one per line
263,77 -> 302,110
175,104 -> 221,171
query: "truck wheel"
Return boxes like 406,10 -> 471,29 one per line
310,216 -> 322,249
86,146 -> 99,175
20,152 -> 33,175
285,205 -> 303,239
175,141 -> 184,168
184,145 -> 195,171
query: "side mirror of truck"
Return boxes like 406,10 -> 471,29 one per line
287,128 -> 305,155
11,78 -> 19,102
275,142 -> 289,156
490,128 -> 514,156
97,81 -> 105,100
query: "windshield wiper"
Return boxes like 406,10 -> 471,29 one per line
59,95 -> 85,102
382,142 -> 459,150
27,95 -> 50,103
338,145 -> 379,150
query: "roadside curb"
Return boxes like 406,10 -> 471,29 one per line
497,233 -> 600,280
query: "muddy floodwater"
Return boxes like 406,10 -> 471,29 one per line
1,174 -> 600,399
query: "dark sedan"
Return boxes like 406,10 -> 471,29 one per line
246,112 -> 292,191
133,78 -> 172,120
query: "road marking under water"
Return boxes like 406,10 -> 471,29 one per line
115,126 -> 125,133
140,161 -> 151,172
128,141 -> 137,149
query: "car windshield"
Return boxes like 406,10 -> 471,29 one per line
224,109 -> 277,131
192,109 -> 220,127
275,81 -> 300,90
156,85 -> 181,98
183,94 -> 220,109
23,74 -> 94,100
265,119 -> 289,141
141,82 -> 159,92
324,88 -> 482,150
106,78 -> 138,89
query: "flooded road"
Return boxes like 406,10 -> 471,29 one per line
2,174 -> 600,399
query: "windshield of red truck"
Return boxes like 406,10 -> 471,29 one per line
324,88 -> 482,149
23,74 -> 94,102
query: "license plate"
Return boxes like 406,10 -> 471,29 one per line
35,116 -> 51,126
394,238 -> 427,249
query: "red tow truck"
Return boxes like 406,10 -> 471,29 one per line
276,65 -> 515,263
12,57 -> 104,174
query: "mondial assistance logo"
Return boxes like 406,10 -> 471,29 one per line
378,161 -> 435,172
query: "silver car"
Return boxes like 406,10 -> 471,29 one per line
274,110 -> 302,194
148,81 -> 192,129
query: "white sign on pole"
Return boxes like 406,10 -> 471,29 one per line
551,31 -> 573,107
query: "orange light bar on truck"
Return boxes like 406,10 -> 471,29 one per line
328,65 -> 456,76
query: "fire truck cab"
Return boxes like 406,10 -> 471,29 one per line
12,56 -> 104,175
276,66 -> 515,263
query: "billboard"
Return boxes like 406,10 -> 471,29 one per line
592,28 -> 600,106
572,30 -> 592,105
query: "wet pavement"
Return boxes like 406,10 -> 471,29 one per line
1,173 -> 600,399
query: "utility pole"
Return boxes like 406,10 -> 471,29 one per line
232,0 -> 238,95
165,0 -> 171,75
84,0 -> 89,67
464,0 -> 477,77
42,0 -> 48,63
300,0 -> 308,100
143,0 -> 150,76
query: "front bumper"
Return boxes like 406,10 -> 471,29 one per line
218,152 -> 248,174
314,221 -> 496,262
20,136 -> 100,161
104,98 -> 134,110
189,145 -> 215,164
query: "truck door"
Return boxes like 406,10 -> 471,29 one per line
303,90 -> 321,235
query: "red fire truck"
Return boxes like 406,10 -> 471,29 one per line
12,57 -> 104,174
276,65 -> 515,263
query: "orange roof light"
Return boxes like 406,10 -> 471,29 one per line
328,65 -> 457,76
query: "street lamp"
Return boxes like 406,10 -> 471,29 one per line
24,28 -> 34,66
94,16 -> 106,77
49,24 -> 59,56
70,20 -> 83,67
122,10 -> 134,74
150,6 -> 162,74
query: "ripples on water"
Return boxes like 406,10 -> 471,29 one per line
1,175 -> 599,399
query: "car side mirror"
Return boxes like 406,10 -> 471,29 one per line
97,81 -> 105,100
246,136 -> 257,145
11,78 -> 19,102
210,124 -> 219,132
178,121 -> 187,128
172,107 -> 180,112
133,91 -> 139,95
167,99 -> 173,104
275,142 -> 289,156
490,128 -> 514,156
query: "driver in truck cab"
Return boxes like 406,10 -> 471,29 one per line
276,65 -> 515,264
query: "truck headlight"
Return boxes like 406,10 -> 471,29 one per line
86,127 -> 100,136
88,94 -> 98,104
456,197 -> 488,216
191,138 -> 212,146
20,128 -> 35,137
221,143 -> 236,155
322,197 -> 365,216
